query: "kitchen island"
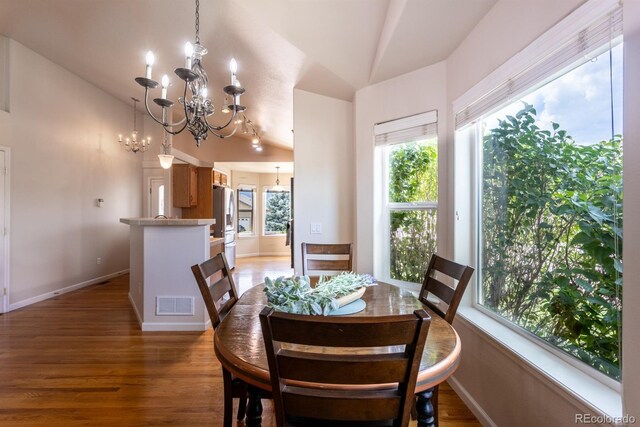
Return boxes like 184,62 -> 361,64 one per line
120,217 -> 218,331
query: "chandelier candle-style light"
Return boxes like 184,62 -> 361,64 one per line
118,97 -> 150,154
135,0 -> 247,147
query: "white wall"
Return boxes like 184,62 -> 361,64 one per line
353,61 -> 448,274
622,0 -> 640,420
0,39 -> 141,306
293,89 -> 353,274
231,169 -> 293,257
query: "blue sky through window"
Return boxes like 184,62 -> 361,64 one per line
484,43 -> 623,144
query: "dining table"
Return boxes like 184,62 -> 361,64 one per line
214,281 -> 461,427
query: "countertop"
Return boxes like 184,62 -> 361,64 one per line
210,236 -> 225,245
120,218 -> 216,226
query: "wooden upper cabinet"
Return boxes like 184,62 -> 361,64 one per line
212,170 -> 228,187
173,164 -> 198,207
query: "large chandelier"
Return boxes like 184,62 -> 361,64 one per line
118,97 -> 150,154
134,0 -> 251,147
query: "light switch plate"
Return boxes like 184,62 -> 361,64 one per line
310,222 -> 322,234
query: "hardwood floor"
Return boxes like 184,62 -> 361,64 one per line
0,256 -> 480,426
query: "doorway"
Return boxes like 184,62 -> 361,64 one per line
149,178 -> 165,218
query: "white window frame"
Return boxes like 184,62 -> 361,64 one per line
262,185 -> 290,237
378,140 -> 438,291
236,185 -> 256,237
452,0 -> 623,416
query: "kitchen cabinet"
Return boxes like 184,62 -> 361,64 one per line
212,170 -> 228,187
182,167 -> 213,222
173,164 -> 198,207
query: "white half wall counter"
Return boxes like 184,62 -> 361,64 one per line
120,217 -> 215,331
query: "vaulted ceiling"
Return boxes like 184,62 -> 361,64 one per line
0,0 -> 496,148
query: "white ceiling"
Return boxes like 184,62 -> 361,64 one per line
0,0 -> 496,149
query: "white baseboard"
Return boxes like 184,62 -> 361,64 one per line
9,269 -> 129,312
128,293 -> 143,325
141,321 -> 210,332
237,252 -> 290,258
237,252 -> 260,258
448,375 -> 497,427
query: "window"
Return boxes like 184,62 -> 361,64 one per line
237,187 -> 255,235
375,111 -> 438,286
263,187 -> 290,236
455,6 -> 623,380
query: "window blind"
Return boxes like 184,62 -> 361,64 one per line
455,6 -> 622,130
374,110 -> 438,147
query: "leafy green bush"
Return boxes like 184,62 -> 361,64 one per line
482,103 -> 622,378
388,141 -> 438,284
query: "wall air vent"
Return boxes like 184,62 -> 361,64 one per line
156,296 -> 194,316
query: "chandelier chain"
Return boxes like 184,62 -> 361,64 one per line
195,0 -> 200,44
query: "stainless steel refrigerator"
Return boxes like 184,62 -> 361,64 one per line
213,186 -> 236,269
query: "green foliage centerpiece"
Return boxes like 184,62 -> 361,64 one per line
263,272 -> 376,315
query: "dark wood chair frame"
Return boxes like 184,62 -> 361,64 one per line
191,253 -> 270,427
415,254 -> 474,427
260,307 -> 431,427
301,242 -> 353,276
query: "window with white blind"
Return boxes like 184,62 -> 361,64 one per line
375,111 -> 438,287
454,0 -> 623,381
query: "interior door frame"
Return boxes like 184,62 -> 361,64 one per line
0,146 -> 11,313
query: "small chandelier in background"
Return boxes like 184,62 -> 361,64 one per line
135,0 -> 261,148
118,97 -> 150,154
158,130 -> 174,169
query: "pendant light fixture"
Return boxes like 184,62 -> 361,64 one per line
118,97 -> 150,153
158,130 -> 174,169
272,166 -> 284,191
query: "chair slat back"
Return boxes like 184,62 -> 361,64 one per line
419,254 -> 474,324
191,253 -> 238,330
301,243 -> 352,276
260,308 -> 430,427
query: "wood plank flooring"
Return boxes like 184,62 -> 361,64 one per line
0,256 -> 480,426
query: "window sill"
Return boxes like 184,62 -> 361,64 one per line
262,234 -> 286,238
238,234 -> 256,239
455,306 -> 622,418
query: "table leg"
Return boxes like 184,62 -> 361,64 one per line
245,386 -> 263,427
416,387 -> 435,427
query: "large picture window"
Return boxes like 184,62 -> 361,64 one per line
472,39 -> 623,379
263,187 -> 290,236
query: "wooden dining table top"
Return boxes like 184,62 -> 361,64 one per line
213,282 -> 461,393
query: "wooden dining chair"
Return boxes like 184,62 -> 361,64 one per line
191,253 -> 252,427
260,307 -> 431,427
301,242 -> 353,276
416,254 -> 474,426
